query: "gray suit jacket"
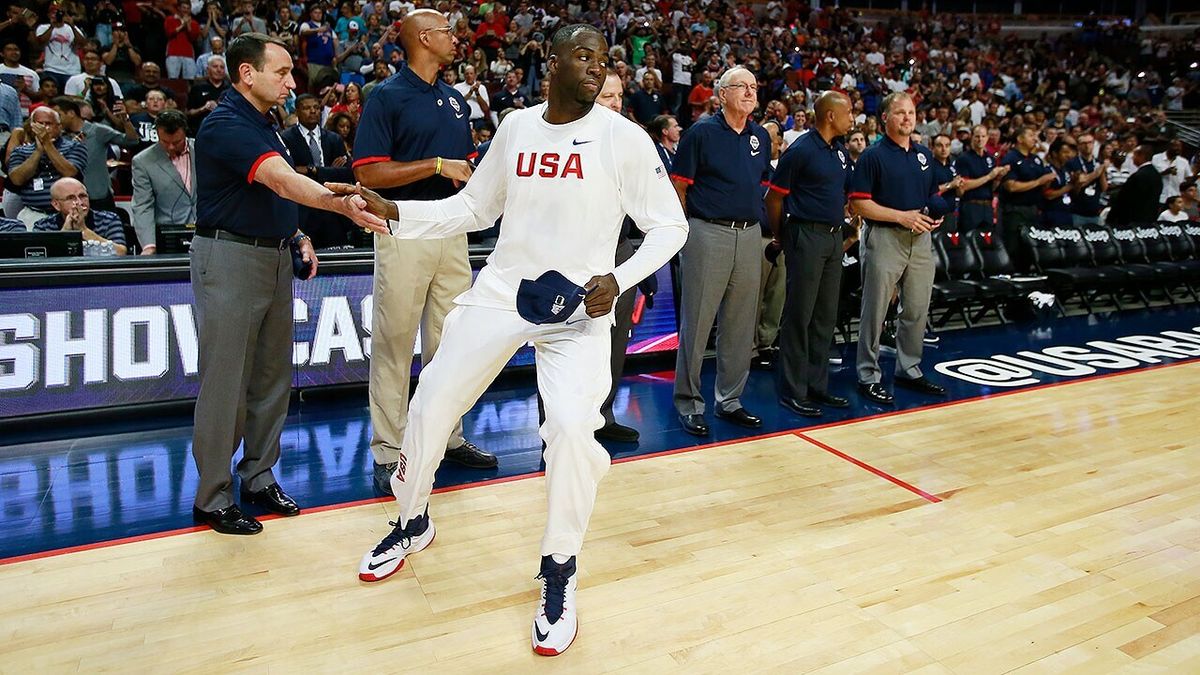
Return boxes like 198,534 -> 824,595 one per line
131,140 -> 197,249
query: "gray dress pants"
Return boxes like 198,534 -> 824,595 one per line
189,234 -> 294,512
673,218 -> 761,416
855,224 -> 935,385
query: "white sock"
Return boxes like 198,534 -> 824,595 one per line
550,553 -> 570,564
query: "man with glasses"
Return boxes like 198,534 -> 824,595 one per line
670,66 -> 771,436
29,176 -> 126,255
5,105 -> 87,229
353,9 -> 497,497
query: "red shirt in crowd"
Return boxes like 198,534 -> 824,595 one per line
164,14 -> 200,58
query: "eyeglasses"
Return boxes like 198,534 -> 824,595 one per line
723,82 -> 759,94
422,26 -> 454,37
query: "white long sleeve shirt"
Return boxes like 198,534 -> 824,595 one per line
389,103 -> 688,314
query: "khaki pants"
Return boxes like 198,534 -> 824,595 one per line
755,235 -> 786,353
369,233 -> 472,465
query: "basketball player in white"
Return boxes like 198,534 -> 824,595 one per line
331,24 -> 687,655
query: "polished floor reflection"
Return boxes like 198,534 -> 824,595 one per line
3,306 -> 1199,561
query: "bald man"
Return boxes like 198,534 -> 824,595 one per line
31,177 -> 127,255
353,9 -> 497,496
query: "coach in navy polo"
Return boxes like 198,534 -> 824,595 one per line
999,125 -> 1055,256
353,9 -> 497,497
670,65 -> 771,437
954,124 -> 1010,233
189,33 -> 384,536
930,134 -> 963,232
847,92 -> 947,405
765,91 -> 854,419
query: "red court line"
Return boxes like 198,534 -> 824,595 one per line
2,358 -> 1195,567
795,432 -> 943,503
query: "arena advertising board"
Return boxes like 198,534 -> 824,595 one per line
0,267 -> 676,419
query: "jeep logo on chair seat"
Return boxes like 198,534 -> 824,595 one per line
1028,228 -> 1057,243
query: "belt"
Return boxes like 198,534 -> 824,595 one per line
788,218 -> 842,233
194,227 -> 288,250
963,199 -> 992,205
706,218 -> 757,230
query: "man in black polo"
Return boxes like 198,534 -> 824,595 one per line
670,66 -> 770,436
999,125 -> 1055,255
954,124 -> 1009,233
190,33 -> 385,535
353,9 -> 497,497
848,92 -> 947,405
765,91 -> 854,418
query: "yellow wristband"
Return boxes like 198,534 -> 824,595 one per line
435,157 -> 443,176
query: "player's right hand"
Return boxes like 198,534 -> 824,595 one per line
325,182 -> 395,232
441,159 -> 475,184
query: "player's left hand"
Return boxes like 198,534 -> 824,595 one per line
325,182 -> 396,231
584,273 -> 619,318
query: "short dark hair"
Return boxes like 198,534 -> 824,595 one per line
1181,180 -> 1196,192
550,23 -> 604,58
154,109 -> 189,133
227,32 -> 289,79
50,96 -> 80,115
647,114 -> 676,141
295,93 -> 318,107
933,133 -> 952,145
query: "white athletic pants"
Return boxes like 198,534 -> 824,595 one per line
392,303 -> 613,557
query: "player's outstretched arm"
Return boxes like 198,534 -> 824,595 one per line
612,133 -> 688,294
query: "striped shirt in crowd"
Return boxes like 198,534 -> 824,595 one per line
6,138 -> 89,212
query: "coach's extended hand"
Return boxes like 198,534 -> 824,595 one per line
584,274 -> 619,318
325,182 -> 400,225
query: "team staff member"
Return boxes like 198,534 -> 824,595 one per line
1068,132 -> 1107,228
765,91 -> 854,418
1042,137 -> 1078,227
999,126 -> 1055,254
190,33 -> 385,535
930,134 -> 964,232
353,9 -> 497,497
670,65 -> 770,437
954,124 -> 1009,233
848,92 -> 947,405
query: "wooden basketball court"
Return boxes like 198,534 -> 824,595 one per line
2,363 -> 1198,672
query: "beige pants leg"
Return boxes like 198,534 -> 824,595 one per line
369,233 -> 472,465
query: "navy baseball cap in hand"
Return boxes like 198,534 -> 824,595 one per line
516,270 -> 589,324
926,193 -> 953,220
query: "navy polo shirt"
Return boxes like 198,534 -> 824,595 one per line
767,130 -> 851,226
847,135 -> 938,213
195,88 -> 298,239
1041,163 -> 1073,224
954,149 -> 996,201
1066,156 -> 1103,216
1000,149 -> 1051,208
352,66 -> 476,201
932,158 -> 958,211
671,113 -> 772,222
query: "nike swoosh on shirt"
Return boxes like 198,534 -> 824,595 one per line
572,139 -> 594,145
750,150 -> 761,156
367,558 -> 397,571
455,113 -> 465,119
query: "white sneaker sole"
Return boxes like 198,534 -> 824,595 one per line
357,524 -> 436,583
532,622 -> 578,656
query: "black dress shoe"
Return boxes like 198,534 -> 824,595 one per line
373,461 -> 397,496
894,376 -> 947,396
779,397 -> 822,417
193,504 -> 263,535
241,483 -> 301,516
750,350 -> 776,370
715,407 -> 762,428
595,422 -> 640,442
857,382 -> 895,405
809,391 -> 849,408
444,440 -> 498,469
679,413 -> 709,436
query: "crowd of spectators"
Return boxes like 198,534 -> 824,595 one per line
1,0 -> 1199,254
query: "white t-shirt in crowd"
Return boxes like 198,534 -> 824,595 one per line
0,64 -> 39,114
1151,152 -> 1193,202
36,23 -> 82,75
65,73 -> 123,99
1157,209 -> 1189,222
671,53 -> 693,87
453,80 -> 490,120
389,103 -> 688,308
